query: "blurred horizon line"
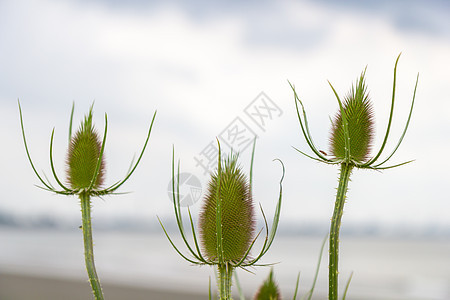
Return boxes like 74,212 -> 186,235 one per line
2,209 -> 449,240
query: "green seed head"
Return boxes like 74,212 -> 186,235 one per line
199,154 -> 255,263
66,105 -> 105,190
330,71 -> 375,163
254,269 -> 281,300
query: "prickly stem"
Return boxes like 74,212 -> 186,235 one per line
329,163 -> 353,300
80,192 -> 104,300
218,263 -> 234,300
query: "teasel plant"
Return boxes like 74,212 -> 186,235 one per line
289,54 -> 418,300
232,233 -> 329,300
159,140 -> 284,300
253,269 -> 281,300
19,102 -> 156,300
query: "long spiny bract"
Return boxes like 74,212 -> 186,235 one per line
329,71 -> 375,164
67,105 -> 105,190
199,154 -> 255,263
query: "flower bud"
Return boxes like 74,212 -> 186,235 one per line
329,72 -> 374,163
199,154 -> 255,263
67,106 -> 105,190
254,269 -> 281,300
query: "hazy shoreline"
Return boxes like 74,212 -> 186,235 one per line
0,271 -> 206,300
2,228 -> 449,300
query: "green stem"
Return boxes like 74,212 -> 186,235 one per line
80,192 -> 104,300
218,263 -> 233,300
329,163 -> 353,300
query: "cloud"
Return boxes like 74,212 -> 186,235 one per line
314,0 -> 450,36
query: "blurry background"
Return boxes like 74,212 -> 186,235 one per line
1,0 -> 449,299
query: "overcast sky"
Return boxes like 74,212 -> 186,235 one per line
1,0 -> 449,231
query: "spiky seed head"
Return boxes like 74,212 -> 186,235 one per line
198,154 -> 255,263
253,269 -> 281,300
329,71 -> 375,163
66,105 -> 105,190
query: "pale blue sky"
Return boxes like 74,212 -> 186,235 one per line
1,0 -> 449,232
